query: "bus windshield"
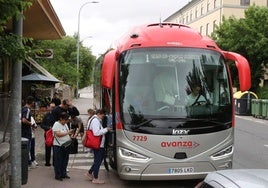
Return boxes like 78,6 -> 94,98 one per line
119,48 -> 232,132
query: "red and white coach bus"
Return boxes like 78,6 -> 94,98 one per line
95,23 -> 251,180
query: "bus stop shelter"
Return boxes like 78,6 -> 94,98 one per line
233,91 -> 258,115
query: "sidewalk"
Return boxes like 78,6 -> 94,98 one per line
22,88 -> 114,188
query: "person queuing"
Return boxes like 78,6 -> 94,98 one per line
50,99 -> 80,173
84,109 -> 111,184
52,99 -> 80,122
85,108 -> 95,157
51,92 -> 61,106
52,112 -> 73,181
21,96 -> 35,169
40,102 -> 56,166
30,116 -> 38,168
69,115 -> 84,139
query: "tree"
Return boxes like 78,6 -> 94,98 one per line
211,5 -> 268,92
0,0 -> 32,60
33,35 -> 96,88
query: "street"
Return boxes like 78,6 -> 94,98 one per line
233,116 -> 268,169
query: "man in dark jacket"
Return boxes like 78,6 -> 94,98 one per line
51,92 -> 61,106
21,96 -> 35,167
51,99 -> 80,122
41,102 -> 55,166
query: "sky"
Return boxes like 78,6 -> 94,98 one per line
50,0 -> 190,57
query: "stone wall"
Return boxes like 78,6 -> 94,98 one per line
0,143 -> 9,188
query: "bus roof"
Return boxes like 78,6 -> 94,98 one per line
114,23 -> 221,53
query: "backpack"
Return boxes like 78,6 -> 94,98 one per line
45,128 -> 53,147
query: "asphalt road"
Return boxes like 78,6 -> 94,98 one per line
233,115 -> 268,169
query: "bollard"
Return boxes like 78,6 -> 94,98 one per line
21,137 -> 29,185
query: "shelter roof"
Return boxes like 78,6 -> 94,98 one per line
6,0 -> 65,39
22,72 -> 60,83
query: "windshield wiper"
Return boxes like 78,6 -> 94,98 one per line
129,117 -> 215,130
130,119 -> 152,130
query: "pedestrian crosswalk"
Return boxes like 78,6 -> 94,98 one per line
67,135 -> 106,171
67,114 -> 107,171
68,139 -> 90,170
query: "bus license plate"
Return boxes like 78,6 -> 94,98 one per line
168,167 -> 194,174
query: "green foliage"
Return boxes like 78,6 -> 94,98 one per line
0,0 -> 32,61
33,36 -> 96,88
256,85 -> 268,99
0,34 -> 32,60
0,0 -> 32,32
211,5 -> 268,92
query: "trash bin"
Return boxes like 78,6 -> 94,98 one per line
261,99 -> 268,119
235,98 -> 250,115
255,99 -> 262,118
251,99 -> 257,117
21,137 -> 29,185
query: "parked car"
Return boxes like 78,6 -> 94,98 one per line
195,169 -> 268,188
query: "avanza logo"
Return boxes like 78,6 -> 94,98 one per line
161,141 -> 200,148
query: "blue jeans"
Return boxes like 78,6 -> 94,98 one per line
53,146 -> 69,178
30,137 -> 35,162
26,138 -> 31,165
88,148 -> 105,179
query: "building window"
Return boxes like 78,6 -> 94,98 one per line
179,17 -> 183,23
213,20 -> 217,32
207,0 -> 210,12
206,23 -> 210,35
195,7 -> 198,18
240,0 -> 250,6
190,10 -> 193,21
200,26 -> 203,35
186,13 -> 189,23
214,0 -> 217,8
201,4 -> 204,15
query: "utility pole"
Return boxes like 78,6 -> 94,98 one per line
76,1 -> 99,98
9,11 -> 23,187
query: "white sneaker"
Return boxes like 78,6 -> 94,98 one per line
32,160 -> 39,166
85,153 -> 94,158
29,163 -> 37,169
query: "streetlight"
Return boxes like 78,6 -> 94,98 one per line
76,1 -> 99,98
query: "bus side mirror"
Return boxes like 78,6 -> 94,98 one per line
223,51 -> 251,92
102,50 -> 116,88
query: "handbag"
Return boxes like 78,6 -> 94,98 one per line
60,124 -> 73,149
45,128 -> 53,147
61,139 -> 73,149
83,130 -> 102,149
69,138 -> 78,154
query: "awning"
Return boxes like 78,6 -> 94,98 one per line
25,57 -> 59,80
22,73 -> 60,83
6,0 -> 65,39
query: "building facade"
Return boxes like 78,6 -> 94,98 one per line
165,0 -> 268,86
165,0 -> 268,36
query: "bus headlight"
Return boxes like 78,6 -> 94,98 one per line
211,145 -> 233,160
119,147 -> 150,162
